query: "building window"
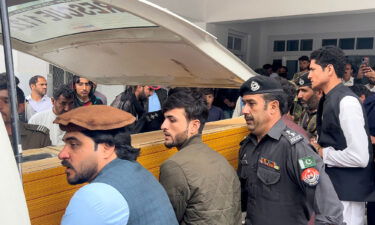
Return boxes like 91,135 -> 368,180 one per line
356,37 -> 374,50
273,40 -> 285,52
50,65 -> 75,90
339,38 -> 355,50
227,31 -> 247,62
287,40 -> 299,51
228,36 -> 242,51
273,59 -> 282,66
300,39 -> 313,51
322,39 -> 337,47
286,60 -> 298,77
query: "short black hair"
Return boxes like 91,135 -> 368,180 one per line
310,46 -> 346,78
201,88 -> 214,96
349,84 -> 371,99
254,68 -> 267,76
262,64 -> 272,70
81,127 -> 140,161
167,87 -> 195,96
272,63 -> 281,72
162,89 -> 208,133
280,66 -> 288,72
275,77 -> 296,112
53,84 -> 75,100
0,79 -> 25,104
298,55 -> 310,62
29,75 -> 45,87
263,92 -> 288,115
0,73 -> 19,85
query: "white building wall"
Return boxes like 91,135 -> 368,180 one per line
204,0 -> 375,23
207,12 -> 375,68
0,48 -> 49,97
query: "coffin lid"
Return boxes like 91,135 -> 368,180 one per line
3,0 -> 256,87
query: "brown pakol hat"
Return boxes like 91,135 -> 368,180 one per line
54,105 -> 136,131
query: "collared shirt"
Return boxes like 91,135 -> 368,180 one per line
25,95 -> 52,121
239,119 -> 344,225
28,109 -> 65,146
207,106 -> 224,122
365,84 -> 375,92
148,92 -> 161,112
232,97 -> 243,118
16,122 -> 51,150
61,183 -> 129,225
342,77 -> 354,86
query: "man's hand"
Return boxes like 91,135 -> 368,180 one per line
310,139 -> 323,157
363,66 -> 375,80
223,98 -> 235,107
357,64 -> 366,79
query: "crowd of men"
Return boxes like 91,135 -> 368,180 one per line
1,45 -> 375,225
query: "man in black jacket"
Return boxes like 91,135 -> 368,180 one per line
111,85 -> 154,133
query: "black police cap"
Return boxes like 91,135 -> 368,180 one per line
240,76 -> 284,96
296,72 -> 311,87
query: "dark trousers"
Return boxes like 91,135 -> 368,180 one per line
368,202 -> 375,225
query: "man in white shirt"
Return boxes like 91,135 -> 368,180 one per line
342,63 -> 354,86
26,75 -> 53,121
308,46 -> 374,225
29,85 -> 74,146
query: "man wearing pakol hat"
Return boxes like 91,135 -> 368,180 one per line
237,76 -> 344,225
55,105 -> 178,225
295,72 -> 323,141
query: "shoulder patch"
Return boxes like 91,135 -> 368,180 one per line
25,124 -> 49,134
282,128 -> 303,145
36,125 -> 49,134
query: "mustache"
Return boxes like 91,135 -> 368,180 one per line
245,115 -> 254,120
61,160 -> 73,169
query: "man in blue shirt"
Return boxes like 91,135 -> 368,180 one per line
202,88 -> 224,122
55,105 -> 178,225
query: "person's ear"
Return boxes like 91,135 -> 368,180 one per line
326,64 -> 336,77
189,119 -> 201,136
268,100 -> 280,115
99,143 -> 116,159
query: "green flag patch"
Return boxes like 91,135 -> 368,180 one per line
298,156 -> 316,169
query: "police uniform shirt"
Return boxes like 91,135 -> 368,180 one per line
238,119 -> 344,225
19,122 -> 52,150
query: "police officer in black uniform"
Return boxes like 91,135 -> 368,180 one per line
238,76 -> 344,225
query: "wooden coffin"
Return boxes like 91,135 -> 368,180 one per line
22,117 -> 248,225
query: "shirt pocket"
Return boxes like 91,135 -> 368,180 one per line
256,165 -> 281,201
